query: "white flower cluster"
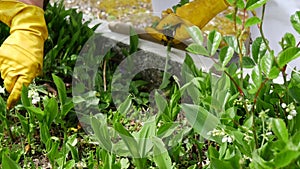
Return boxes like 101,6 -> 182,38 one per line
28,89 -> 41,105
233,98 -> 253,112
207,128 -> 234,143
281,102 -> 297,120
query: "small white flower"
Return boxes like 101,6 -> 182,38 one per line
32,96 -> 41,105
0,86 -> 5,94
266,132 -> 272,136
28,90 -> 37,98
243,134 -> 251,142
28,89 -> 40,105
281,103 -> 287,109
259,111 -> 266,118
222,135 -> 233,143
290,110 -> 297,116
287,115 -> 293,120
289,103 -> 295,110
222,136 -> 228,143
247,104 -> 253,112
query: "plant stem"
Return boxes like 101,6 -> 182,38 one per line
103,59 -> 107,91
252,78 -> 269,148
224,71 -> 244,97
233,1 -> 238,32
259,4 -> 272,53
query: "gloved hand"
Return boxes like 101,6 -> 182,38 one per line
0,0 -> 48,109
146,0 -> 229,44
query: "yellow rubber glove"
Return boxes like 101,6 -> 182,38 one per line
0,0 -> 48,109
146,0 -> 229,44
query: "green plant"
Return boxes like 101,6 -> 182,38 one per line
1,0 -> 300,168
183,1 -> 300,168
42,1 -> 100,81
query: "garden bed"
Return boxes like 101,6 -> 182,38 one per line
0,1 -> 300,169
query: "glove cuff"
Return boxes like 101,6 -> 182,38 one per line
0,0 -> 48,41
0,0 -> 48,75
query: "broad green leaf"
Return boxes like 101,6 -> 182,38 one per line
268,66 -> 280,79
207,30 -> 222,56
152,136 -> 172,169
224,36 -> 239,53
251,65 -> 262,89
181,104 -> 220,139
62,100 -> 74,118
98,149 -> 110,169
181,54 -> 202,104
2,153 -> 21,169
52,74 -> 67,105
244,115 -> 253,129
64,159 -> 76,169
26,107 -> 45,122
181,53 -> 199,76
236,0 -> 246,8
243,56 -> 256,68
246,0 -> 268,11
260,52 -> 274,77
208,145 -> 219,159
289,86 -> 300,103
91,117 -> 112,151
210,157 -> 234,169
186,43 -> 209,56
277,47 -> 300,68
250,150 -> 274,169
46,139 -> 60,162
118,96 -> 132,115
219,46 -> 234,68
292,131 -> 300,147
114,122 -> 141,158
17,114 -> 29,135
40,122 -> 51,144
44,98 -> 58,127
67,143 -> 79,162
186,26 -> 203,45
66,134 -> 78,146
155,91 -> 168,115
245,16 -> 261,28
280,33 -> 296,49
227,0 -> 245,8
252,37 -> 267,63
273,149 -> 300,168
136,118 -> 156,157
212,74 -> 231,113
225,14 -> 242,25
21,85 -> 30,107
291,11 -> 300,34
271,118 -> 289,143
231,130 -> 254,157
157,122 -> 179,138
